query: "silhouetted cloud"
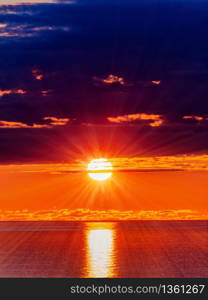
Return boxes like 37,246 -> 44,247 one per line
111,155 -> 208,171
0,154 -> 208,174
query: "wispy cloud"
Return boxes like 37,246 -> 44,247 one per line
43,116 -> 69,126
0,23 -> 70,38
0,154 -> 208,174
0,120 -> 33,128
32,68 -> 43,80
93,74 -> 128,86
111,155 -> 208,171
107,113 -> 164,127
41,89 -> 52,96
0,89 -> 26,96
93,75 -> 162,88
183,115 -> 208,122
107,113 -> 208,127
0,23 -> 32,37
0,116 -> 70,128
0,1 -> 73,5
0,208 -> 207,221
151,80 -> 161,85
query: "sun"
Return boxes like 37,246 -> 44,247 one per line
87,158 -> 113,181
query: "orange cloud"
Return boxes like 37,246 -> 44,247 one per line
0,120 -> 50,129
0,121 -> 31,128
1,154 -> 207,175
149,119 -> 164,127
0,23 -> 71,38
152,80 -> 161,85
0,116 -> 70,129
41,90 -> 52,96
43,116 -> 69,126
32,68 -> 44,80
0,208 -> 206,221
111,154 -> 208,171
107,113 -> 164,127
0,89 -> 26,96
103,74 -> 125,85
93,74 -> 126,86
183,115 -> 206,121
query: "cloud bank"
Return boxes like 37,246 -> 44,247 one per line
0,208 -> 207,221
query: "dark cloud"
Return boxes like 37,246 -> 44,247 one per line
0,0 -> 208,161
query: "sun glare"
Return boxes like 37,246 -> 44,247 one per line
87,158 -> 112,181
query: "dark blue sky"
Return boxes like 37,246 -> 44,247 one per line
0,0 -> 208,162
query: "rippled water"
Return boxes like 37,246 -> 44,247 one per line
0,221 -> 207,277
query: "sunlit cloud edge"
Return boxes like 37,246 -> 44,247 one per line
1,154 -> 208,172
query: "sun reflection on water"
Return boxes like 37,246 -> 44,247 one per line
84,222 -> 116,278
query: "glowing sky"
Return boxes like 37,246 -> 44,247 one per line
0,154 -> 207,220
0,1 -> 207,220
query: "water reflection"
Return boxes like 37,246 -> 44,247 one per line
0,221 -> 207,277
84,222 -> 116,278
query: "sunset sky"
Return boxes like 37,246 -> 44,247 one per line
0,0 -> 208,220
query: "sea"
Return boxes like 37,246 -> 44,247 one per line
0,221 -> 207,278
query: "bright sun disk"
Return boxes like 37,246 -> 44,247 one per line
87,158 -> 112,181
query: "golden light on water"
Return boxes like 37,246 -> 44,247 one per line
85,223 -> 116,278
87,158 -> 112,181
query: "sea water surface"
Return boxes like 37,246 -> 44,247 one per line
0,221 -> 207,278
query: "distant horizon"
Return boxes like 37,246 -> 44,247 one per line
0,219 -> 208,223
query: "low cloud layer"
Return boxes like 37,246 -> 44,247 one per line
0,154 -> 208,174
111,154 -> 208,171
0,208 -> 207,221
